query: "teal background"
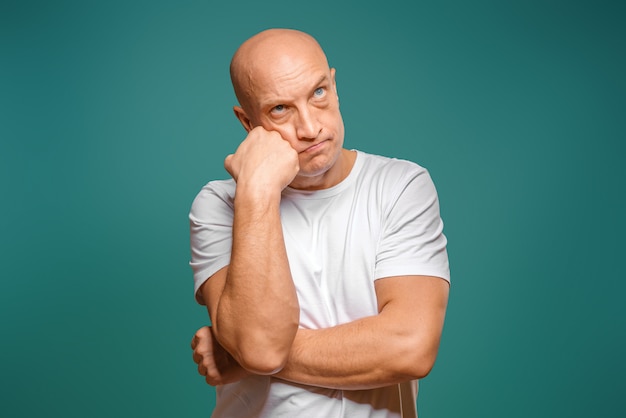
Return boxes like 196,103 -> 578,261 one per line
1,0 -> 624,417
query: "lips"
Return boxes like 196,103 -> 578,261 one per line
300,139 -> 329,153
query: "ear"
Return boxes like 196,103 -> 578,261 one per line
330,68 -> 339,103
233,106 -> 253,132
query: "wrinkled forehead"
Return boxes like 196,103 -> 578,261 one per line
231,30 -> 331,110
245,48 -> 331,105
252,50 -> 327,85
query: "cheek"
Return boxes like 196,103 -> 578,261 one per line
323,111 -> 344,134
272,126 -> 299,147
261,119 -> 294,139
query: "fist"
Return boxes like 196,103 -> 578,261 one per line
191,326 -> 249,386
224,127 -> 299,192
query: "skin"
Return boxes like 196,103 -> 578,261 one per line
228,28 -> 354,191
191,29 -> 450,389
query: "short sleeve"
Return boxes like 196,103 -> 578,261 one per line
374,168 -> 450,282
189,180 -> 236,304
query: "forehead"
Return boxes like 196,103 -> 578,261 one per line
248,49 -> 331,107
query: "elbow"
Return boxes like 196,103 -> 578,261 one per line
228,324 -> 298,375
238,347 -> 290,375
409,355 -> 437,380
399,337 -> 441,380
214,304 -> 299,375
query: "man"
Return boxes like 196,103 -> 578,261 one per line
189,28 -> 450,417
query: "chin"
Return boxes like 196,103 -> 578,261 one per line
303,154 -> 337,175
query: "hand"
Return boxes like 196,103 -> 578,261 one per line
191,326 -> 250,386
224,127 -> 299,192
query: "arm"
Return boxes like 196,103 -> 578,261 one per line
274,275 -> 449,390
202,127 -> 300,375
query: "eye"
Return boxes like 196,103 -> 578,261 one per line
313,87 -> 325,97
270,104 -> 285,114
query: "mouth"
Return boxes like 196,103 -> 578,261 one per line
300,139 -> 329,154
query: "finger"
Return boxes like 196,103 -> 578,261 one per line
205,364 -> 247,387
197,363 -> 207,376
205,375 -> 219,387
204,364 -> 221,386
192,346 -> 211,365
192,326 -> 211,350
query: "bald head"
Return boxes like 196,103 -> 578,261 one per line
230,29 -> 330,114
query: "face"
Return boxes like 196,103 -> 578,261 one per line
236,46 -> 346,190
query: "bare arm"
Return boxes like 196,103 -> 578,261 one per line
274,275 -> 449,390
201,127 -> 300,375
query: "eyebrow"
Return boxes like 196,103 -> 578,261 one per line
313,75 -> 329,88
260,75 -> 330,109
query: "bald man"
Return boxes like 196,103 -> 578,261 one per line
189,29 -> 450,417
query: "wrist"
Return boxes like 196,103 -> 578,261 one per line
235,181 -> 283,203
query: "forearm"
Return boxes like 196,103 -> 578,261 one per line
214,186 -> 299,374
275,276 -> 448,390
275,317 -> 434,390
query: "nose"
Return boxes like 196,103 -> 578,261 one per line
296,107 -> 321,141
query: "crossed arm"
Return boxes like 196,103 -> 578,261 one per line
193,268 -> 449,390
274,274 -> 449,390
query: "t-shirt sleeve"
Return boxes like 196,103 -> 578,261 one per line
189,182 -> 234,304
374,167 -> 450,282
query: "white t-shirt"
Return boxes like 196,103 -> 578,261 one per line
189,150 -> 450,417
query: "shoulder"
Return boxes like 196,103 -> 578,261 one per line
189,179 -> 236,221
354,150 -> 434,192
